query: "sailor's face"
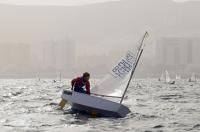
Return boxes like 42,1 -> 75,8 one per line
84,76 -> 90,82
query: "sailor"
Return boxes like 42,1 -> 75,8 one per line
71,72 -> 91,95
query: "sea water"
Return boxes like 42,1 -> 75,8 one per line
0,79 -> 200,132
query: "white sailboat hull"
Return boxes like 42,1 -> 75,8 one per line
61,90 -> 130,118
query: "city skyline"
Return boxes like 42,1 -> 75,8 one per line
0,0 -> 200,78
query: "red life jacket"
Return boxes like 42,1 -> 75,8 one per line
71,77 -> 90,94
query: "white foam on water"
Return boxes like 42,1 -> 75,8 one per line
0,79 -> 200,132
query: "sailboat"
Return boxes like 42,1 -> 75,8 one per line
159,70 -> 175,84
59,32 -> 149,118
165,70 -> 171,83
188,73 -> 197,82
175,74 -> 181,80
53,72 -> 62,83
59,72 -> 62,82
36,74 -> 41,81
165,70 -> 175,84
158,73 -> 164,82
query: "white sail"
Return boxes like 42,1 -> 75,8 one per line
91,32 -> 148,98
159,73 -> 165,81
176,74 -> 181,80
36,74 -> 40,81
190,73 -> 197,82
91,50 -> 137,96
165,70 -> 171,83
59,72 -> 62,82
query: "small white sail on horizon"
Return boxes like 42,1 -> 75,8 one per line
189,73 -> 197,82
59,72 -> 62,82
176,74 -> 181,80
159,73 -> 165,82
53,72 -> 62,83
165,70 -> 171,83
36,74 -> 40,81
159,70 -> 175,84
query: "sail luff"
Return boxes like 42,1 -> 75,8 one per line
120,31 -> 148,104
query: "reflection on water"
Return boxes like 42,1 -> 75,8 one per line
0,79 -> 200,131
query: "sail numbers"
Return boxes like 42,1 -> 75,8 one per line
111,51 -> 136,78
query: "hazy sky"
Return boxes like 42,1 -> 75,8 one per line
0,0 -> 120,6
0,0 -> 198,6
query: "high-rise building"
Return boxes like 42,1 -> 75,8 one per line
156,37 -> 200,69
43,39 -> 76,74
0,43 -> 31,72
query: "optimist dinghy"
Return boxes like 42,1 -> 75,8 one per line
60,32 -> 149,118
61,90 -> 130,117
188,73 -> 197,82
165,70 -> 175,84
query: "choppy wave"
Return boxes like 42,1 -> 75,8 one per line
0,79 -> 200,132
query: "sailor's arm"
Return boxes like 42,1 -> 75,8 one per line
71,78 -> 77,90
86,82 -> 90,95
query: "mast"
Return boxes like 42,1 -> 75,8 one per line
120,31 -> 148,104
59,71 -> 62,82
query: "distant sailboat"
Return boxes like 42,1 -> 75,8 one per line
158,73 -> 164,82
175,74 -> 181,80
188,73 -> 197,82
59,72 -> 62,82
159,70 -> 175,84
165,70 -> 171,83
165,70 -> 175,84
36,74 -> 40,81
53,72 -> 62,83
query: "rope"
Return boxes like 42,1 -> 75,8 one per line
63,86 -> 122,99
90,93 -> 122,99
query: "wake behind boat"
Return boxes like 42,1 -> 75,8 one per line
59,32 -> 149,118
